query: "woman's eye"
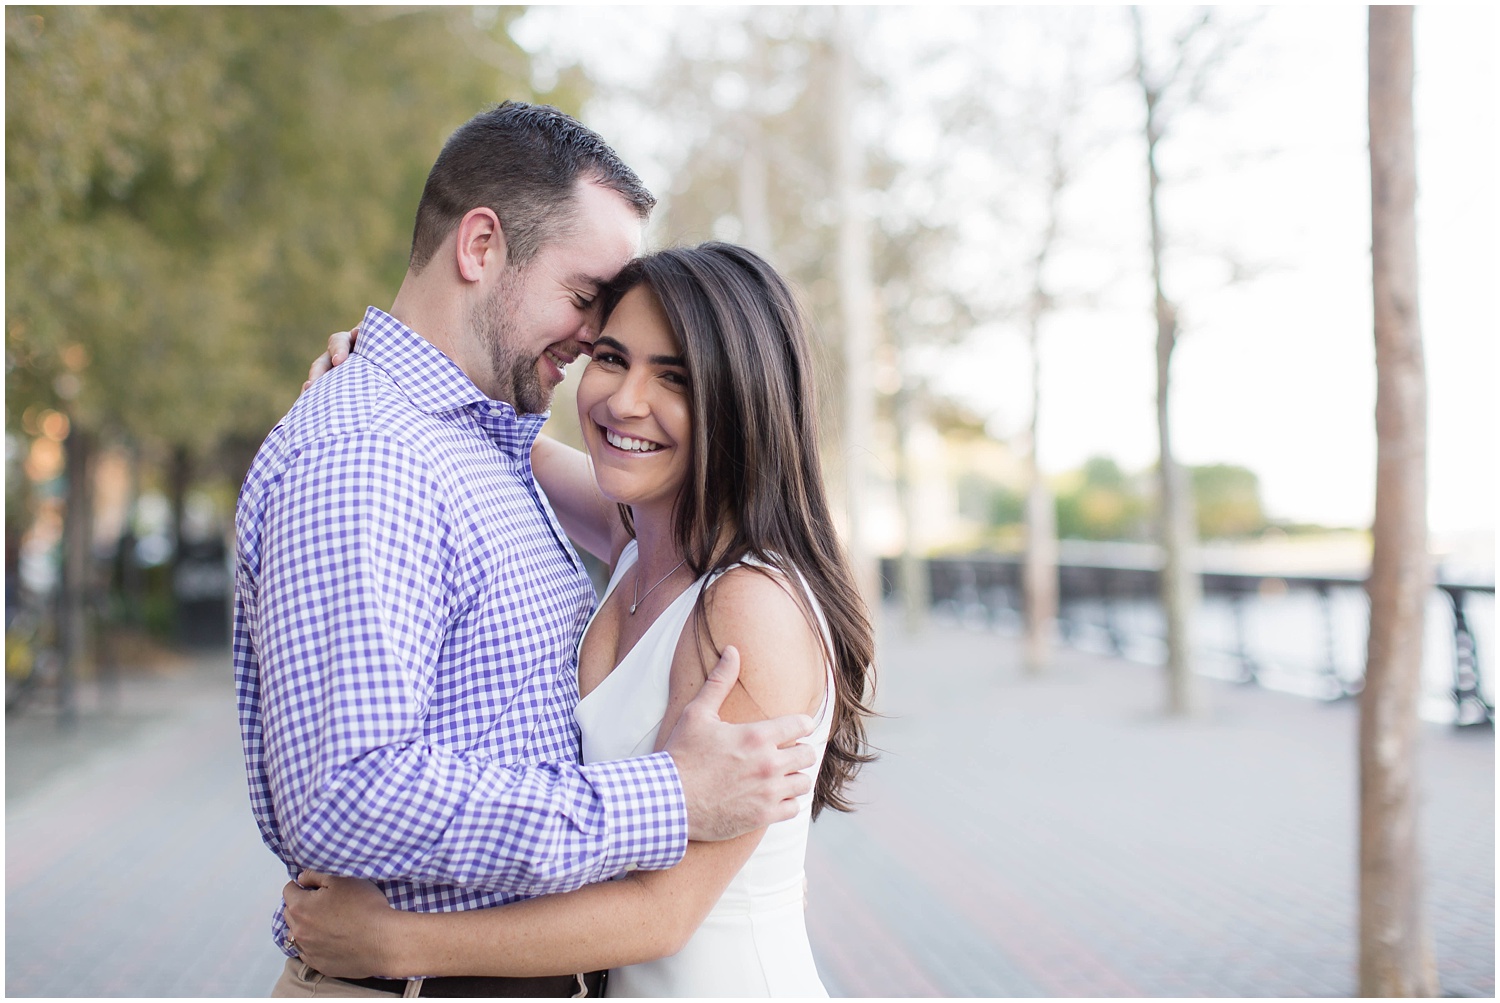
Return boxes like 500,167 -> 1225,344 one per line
593,351 -> 625,368
663,371 -> 689,388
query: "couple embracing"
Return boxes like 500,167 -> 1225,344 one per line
232,102 -> 876,998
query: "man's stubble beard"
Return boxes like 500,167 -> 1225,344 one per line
472,275 -> 551,416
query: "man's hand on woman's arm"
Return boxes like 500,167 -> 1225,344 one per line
664,646 -> 817,842
281,571 -> 826,980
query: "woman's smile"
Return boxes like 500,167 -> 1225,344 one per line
600,424 -> 665,453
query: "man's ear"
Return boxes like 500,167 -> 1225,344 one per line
453,207 -> 507,283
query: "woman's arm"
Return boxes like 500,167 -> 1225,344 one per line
292,829 -> 761,978
529,435 -> 628,565
284,567 -> 827,979
304,328 -> 626,564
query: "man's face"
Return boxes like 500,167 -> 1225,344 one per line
474,182 -> 643,414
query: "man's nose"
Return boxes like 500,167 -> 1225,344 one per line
578,303 -> 606,346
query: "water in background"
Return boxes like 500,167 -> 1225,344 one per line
992,588 -> 1494,724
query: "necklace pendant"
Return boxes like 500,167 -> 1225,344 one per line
629,602 -> 639,615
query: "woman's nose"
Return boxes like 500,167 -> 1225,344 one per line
608,376 -> 649,418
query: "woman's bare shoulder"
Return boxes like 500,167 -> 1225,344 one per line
699,564 -> 825,717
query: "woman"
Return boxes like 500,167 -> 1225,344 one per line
283,243 -> 875,996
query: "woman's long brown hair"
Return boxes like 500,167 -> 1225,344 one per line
598,242 -> 876,818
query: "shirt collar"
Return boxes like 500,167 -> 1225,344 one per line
354,306 -> 549,461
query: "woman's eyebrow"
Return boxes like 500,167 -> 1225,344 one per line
594,334 -> 684,368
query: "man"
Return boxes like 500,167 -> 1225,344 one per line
233,103 -> 816,998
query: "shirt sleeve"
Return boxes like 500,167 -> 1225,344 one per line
251,433 -> 687,895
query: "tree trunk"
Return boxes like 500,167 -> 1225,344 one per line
832,9 -> 881,617
737,29 -> 774,263
1133,8 -> 1203,717
1023,472 -> 1057,674
737,114 -> 774,259
1022,296 -> 1057,674
1359,7 -> 1438,995
1022,140 -> 1064,676
168,443 -> 191,639
59,422 -> 95,726
892,375 -> 928,632
169,443 -> 191,568
119,442 -> 143,626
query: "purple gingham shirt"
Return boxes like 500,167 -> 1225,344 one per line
233,306 -> 687,955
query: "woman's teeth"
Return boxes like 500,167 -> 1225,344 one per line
605,428 -> 661,452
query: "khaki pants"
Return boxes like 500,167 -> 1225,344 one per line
272,958 -> 420,998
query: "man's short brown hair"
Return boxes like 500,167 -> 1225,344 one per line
409,102 -> 655,272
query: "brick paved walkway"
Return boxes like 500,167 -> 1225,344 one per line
6,614 -> 1493,997
806,615 -> 1494,997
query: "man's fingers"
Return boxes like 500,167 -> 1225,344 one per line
689,645 -> 741,718
789,767 -> 815,795
772,791 -> 806,824
756,711 -> 816,750
765,776 -> 812,824
777,741 -> 818,775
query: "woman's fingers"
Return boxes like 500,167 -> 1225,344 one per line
305,327 -> 359,392
296,868 -> 333,889
306,350 -> 333,386
329,327 -> 357,364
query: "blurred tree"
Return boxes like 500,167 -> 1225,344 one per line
1054,456 -> 1150,542
1190,463 -> 1267,538
946,9 -> 1105,674
1129,5 -> 1250,718
831,8 -> 881,617
615,8 -> 973,627
1360,5 -> 1438,996
6,6 -> 559,655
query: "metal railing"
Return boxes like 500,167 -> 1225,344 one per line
883,554 -> 1495,727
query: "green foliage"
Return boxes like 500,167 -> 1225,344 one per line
954,473 -> 1024,528
989,485 -> 1026,527
1049,456 -> 1268,541
1054,456 -> 1151,541
1190,462 -> 1267,538
6,6 -> 559,460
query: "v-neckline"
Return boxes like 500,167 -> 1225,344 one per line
577,544 -> 700,705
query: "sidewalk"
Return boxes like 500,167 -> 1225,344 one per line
5,614 -> 1493,997
6,655 -> 290,996
806,613 -> 1494,997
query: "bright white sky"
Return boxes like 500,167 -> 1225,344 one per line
517,6 -> 1496,537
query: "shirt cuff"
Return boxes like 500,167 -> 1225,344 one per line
579,750 -> 689,874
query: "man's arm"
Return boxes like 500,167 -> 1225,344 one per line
282,567 -> 829,979
253,432 -> 685,894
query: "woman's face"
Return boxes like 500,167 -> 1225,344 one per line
576,285 -> 693,515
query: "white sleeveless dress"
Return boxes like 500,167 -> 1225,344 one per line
574,541 -> 832,998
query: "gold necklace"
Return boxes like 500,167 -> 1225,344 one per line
631,558 -> 687,615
